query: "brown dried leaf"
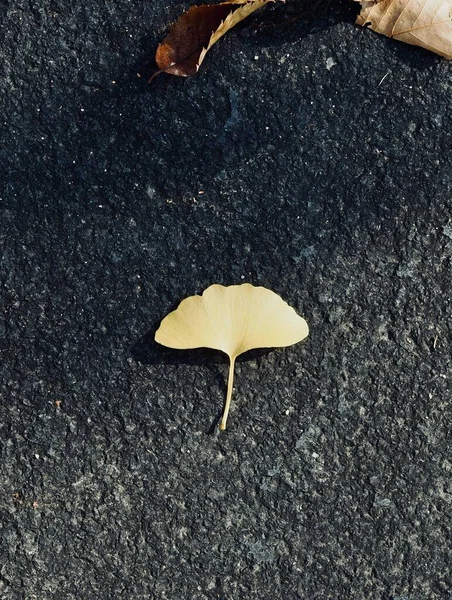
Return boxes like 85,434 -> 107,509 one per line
150,0 -> 277,81
355,0 -> 452,59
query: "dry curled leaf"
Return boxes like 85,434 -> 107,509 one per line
155,283 -> 309,430
150,0 -> 279,81
356,0 -> 452,59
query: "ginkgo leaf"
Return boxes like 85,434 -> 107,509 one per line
150,0 -> 279,81
355,0 -> 452,59
155,283 -> 309,430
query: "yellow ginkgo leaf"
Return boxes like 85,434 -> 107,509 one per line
155,283 -> 309,430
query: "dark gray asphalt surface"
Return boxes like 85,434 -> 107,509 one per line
1,1 -> 452,598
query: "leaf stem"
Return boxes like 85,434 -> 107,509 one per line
220,356 -> 236,431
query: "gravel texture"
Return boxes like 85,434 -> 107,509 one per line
1,1 -> 451,598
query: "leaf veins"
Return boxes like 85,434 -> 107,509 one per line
355,0 -> 452,59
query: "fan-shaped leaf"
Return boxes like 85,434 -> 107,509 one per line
155,283 -> 309,430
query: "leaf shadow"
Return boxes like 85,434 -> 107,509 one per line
131,0 -> 358,83
131,321 -> 276,434
131,323 -> 274,367
374,35 -> 443,70
88,0 -> 440,97
242,0 -> 357,46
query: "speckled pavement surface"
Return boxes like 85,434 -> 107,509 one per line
1,1 -> 451,598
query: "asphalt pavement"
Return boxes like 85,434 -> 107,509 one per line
1,1 -> 451,598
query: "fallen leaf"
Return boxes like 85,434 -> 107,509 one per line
155,283 -> 309,430
150,0 -> 278,81
355,0 -> 452,59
